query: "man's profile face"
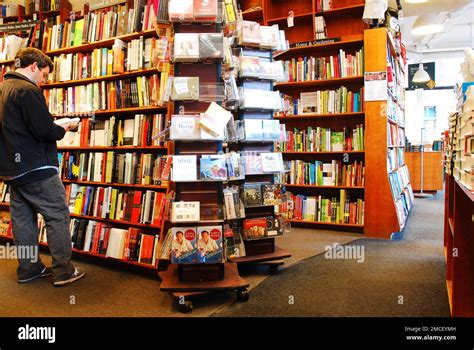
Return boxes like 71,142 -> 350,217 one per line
32,62 -> 50,84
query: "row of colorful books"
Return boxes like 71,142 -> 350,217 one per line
280,190 -> 365,225
65,184 -> 168,226
276,125 -> 365,152
58,152 -> 171,186
282,48 -> 364,82
58,114 -> 167,148
387,123 -> 405,147
278,87 -> 364,116
47,37 -> 164,82
46,1 -> 157,51
283,160 -> 365,187
68,219 -> 160,265
44,74 -> 163,114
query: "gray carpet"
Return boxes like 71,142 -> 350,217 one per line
211,192 -> 450,317
0,192 -> 448,316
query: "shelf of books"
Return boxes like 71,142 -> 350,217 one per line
156,0 -> 253,312
362,27 -> 413,238
269,0 -> 366,233
0,1 -> 73,82
0,0 -> 175,274
443,79 -> 474,316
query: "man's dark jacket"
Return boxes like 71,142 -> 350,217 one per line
0,71 -> 65,177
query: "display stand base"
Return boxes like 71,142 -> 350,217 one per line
178,263 -> 225,282
159,262 -> 250,313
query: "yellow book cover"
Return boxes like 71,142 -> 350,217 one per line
137,76 -> 143,106
117,119 -> 123,146
105,151 -> 114,183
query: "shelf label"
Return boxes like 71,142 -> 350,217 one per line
364,71 -> 388,102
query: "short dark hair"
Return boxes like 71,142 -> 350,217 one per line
14,48 -> 53,72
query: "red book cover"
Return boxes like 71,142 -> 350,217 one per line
126,228 -> 141,260
152,192 -> 165,226
91,222 -> 103,254
130,191 -> 142,223
97,187 -> 105,217
139,234 -> 155,264
243,217 -> 267,239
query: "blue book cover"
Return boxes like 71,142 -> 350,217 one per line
200,155 -> 227,180
171,227 -> 198,264
196,226 -> 223,263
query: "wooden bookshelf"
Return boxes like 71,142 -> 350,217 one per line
287,220 -> 364,228
284,184 -> 364,190
0,1 -> 173,273
363,27 -> 413,238
263,0 -> 366,45
444,174 -> 474,316
282,151 -> 365,155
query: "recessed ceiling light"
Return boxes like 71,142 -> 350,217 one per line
411,14 -> 444,35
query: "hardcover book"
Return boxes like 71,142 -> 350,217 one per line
170,115 -> 201,140
196,226 -> 224,263
243,153 -> 263,175
168,0 -> 194,21
265,216 -> 284,237
242,183 -> 262,207
241,20 -> 261,45
194,0 -> 218,20
174,33 -> 200,62
242,217 -> 267,240
261,152 -> 283,173
171,227 -> 198,264
199,33 -> 224,59
243,119 -> 263,141
200,155 -> 227,181
171,155 -> 197,181
262,184 -> 282,205
262,120 -> 281,141
171,77 -> 199,101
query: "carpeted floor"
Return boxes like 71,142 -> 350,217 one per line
211,192 -> 450,317
0,192 -> 448,317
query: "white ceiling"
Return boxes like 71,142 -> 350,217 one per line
388,0 -> 474,56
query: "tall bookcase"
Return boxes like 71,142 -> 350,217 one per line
0,0 -> 173,273
264,1 -> 412,238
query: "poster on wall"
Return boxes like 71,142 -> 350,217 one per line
408,62 -> 436,90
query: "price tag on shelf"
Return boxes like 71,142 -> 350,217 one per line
287,11 -> 294,28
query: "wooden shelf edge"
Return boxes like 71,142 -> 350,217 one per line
275,112 -> 365,120
282,151 -> 365,155
57,145 -> 168,151
273,35 -> 364,60
287,219 -> 364,228
275,76 -> 364,89
69,213 -> 161,230
230,246 -> 291,264
41,68 -> 158,89
284,184 -> 364,189
61,179 -> 168,190
46,29 -> 157,56
53,105 -> 168,118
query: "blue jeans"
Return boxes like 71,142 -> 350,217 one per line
9,174 -> 75,281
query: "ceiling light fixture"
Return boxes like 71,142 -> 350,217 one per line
411,14 -> 444,35
413,63 -> 430,83
412,46 -> 430,84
